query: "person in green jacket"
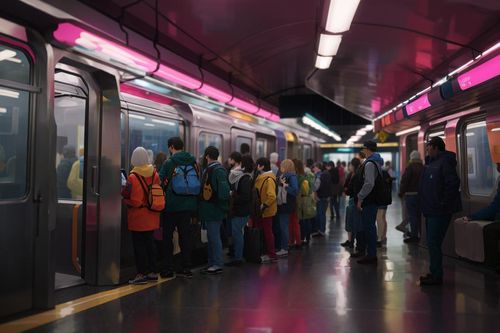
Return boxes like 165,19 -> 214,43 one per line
199,146 -> 230,275
159,137 -> 199,279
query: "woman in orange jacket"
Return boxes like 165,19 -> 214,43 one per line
122,147 -> 161,284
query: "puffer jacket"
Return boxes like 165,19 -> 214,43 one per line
419,151 -> 462,217
399,159 -> 424,195
255,171 -> 277,218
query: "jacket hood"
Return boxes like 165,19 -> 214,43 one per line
257,171 -> 276,181
427,150 -> 457,167
171,151 -> 196,165
367,153 -> 384,166
229,167 -> 248,185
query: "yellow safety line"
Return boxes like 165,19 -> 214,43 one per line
0,277 -> 174,333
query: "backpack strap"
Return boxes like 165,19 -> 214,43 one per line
131,171 -> 154,207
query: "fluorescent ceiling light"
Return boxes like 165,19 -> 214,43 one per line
467,121 -> 486,130
315,55 -> 333,69
364,124 -> 373,130
465,132 -> 474,137
428,131 -> 445,138
129,114 -> 146,120
144,123 -> 155,127
0,107 -> 7,113
492,127 -> 500,132
6,57 -> 22,63
0,50 -> 16,61
0,88 -> 19,99
395,126 -> 421,137
318,34 -> 342,56
356,129 -> 366,136
325,0 -> 361,33
151,119 -> 176,126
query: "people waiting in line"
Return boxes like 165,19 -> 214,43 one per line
312,162 -> 332,237
276,159 -> 299,257
122,147 -> 162,285
226,152 -> 254,266
419,137 -> 462,286
254,157 -> 278,263
159,137 -> 198,279
399,150 -> 424,243
199,146 -> 231,274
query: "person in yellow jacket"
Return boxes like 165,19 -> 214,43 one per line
67,148 -> 85,200
254,157 -> 277,263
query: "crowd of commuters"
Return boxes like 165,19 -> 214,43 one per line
120,135 -> 499,287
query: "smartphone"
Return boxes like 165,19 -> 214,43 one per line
120,169 -> 127,186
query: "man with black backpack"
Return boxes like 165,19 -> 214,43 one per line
353,140 -> 386,265
159,137 -> 200,279
199,146 -> 231,275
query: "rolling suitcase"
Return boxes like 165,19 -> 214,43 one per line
244,226 -> 263,263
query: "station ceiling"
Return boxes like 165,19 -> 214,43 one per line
79,0 -> 500,123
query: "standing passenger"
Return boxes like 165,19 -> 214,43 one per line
276,159 -> 299,256
159,137 -> 198,279
226,153 -> 254,266
399,151 -> 424,243
341,158 -> 362,248
199,146 -> 231,274
419,137 -> 461,285
312,162 -> 332,236
295,159 -> 316,245
327,161 -> 341,220
254,158 -> 278,263
270,152 -> 280,176
355,141 -> 384,264
122,147 -> 161,284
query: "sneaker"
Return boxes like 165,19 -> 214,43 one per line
357,256 -> 378,265
276,249 -> 288,257
202,266 -> 223,275
318,231 -> 326,237
129,274 -> 148,285
225,260 -> 244,267
146,273 -> 158,282
160,270 -> 175,279
260,255 -> 277,263
311,232 -> 320,237
395,224 -> 406,233
340,240 -> 351,247
404,237 -> 420,244
176,269 -> 193,279
420,274 -> 443,286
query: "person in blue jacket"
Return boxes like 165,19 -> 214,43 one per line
462,163 -> 500,222
419,136 -> 462,286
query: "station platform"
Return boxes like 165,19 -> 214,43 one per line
2,202 -> 500,333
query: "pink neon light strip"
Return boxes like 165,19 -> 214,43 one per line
120,83 -> 172,105
155,65 -> 201,90
405,94 -> 431,116
256,109 -> 272,118
197,84 -> 232,103
269,114 -> 281,122
458,55 -> 500,91
228,97 -> 259,114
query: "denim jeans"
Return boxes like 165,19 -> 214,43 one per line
205,220 -> 223,268
361,204 -> 378,257
162,211 -> 192,272
278,213 -> 290,251
426,215 -> 451,278
316,198 -> 328,233
300,218 -> 313,242
231,216 -> 248,261
329,195 -> 340,218
405,194 -> 421,238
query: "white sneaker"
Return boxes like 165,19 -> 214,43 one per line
276,249 -> 288,257
260,255 -> 272,263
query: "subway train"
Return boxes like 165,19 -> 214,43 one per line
0,11 -> 329,318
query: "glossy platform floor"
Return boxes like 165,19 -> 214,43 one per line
27,202 -> 500,332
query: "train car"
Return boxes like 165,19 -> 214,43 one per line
374,47 -> 500,264
0,10 -> 330,318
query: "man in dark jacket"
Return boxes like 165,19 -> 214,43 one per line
399,150 -> 424,243
313,162 -> 332,236
159,137 -> 198,279
419,137 -> 462,286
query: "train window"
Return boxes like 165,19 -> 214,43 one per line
465,121 -> 499,196
0,44 -> 30,84
54,95 -> 87,200
256,138 -> 267,158
0,44 -> 31,200
303,144 -> 312,161
198,132 -> 222,158
235,136 -> 252,155
128,112 -> 180,168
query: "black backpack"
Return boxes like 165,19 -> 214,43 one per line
367,161 -> 393,206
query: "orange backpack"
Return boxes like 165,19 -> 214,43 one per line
132,171 -> 165,212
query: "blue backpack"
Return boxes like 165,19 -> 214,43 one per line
170,163 -> 201,196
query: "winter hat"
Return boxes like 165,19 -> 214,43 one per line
410,150 -> 421,160
131,147 -> 150,167
270,152 -> 279,164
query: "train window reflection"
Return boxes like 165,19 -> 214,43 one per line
303,144 -> 312,161
236,136 -> 252,155
198,132 -> 222,158
465,121 -> 499,196
0,44 -> 30,84
256,138 -> 266,158
128,112 -> 180,169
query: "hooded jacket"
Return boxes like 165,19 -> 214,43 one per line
254,171 -> 277,218
399,159 -> 424,195
159,151 -> 198,213
419,150 -> 462,217
357,153 -> 384,206
229,166 -> 253,217
199,161 -> 231,221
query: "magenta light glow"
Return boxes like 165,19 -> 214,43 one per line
120,83 -> 172,105
269,114 -> 281,122
458,55 -> 500,91
155,65 -> 201,90
228,97 -> 259,114
53,23 -> 157,72
405,94 -> 431,116
256,109 -> 272,118
197,84 -> 232,103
